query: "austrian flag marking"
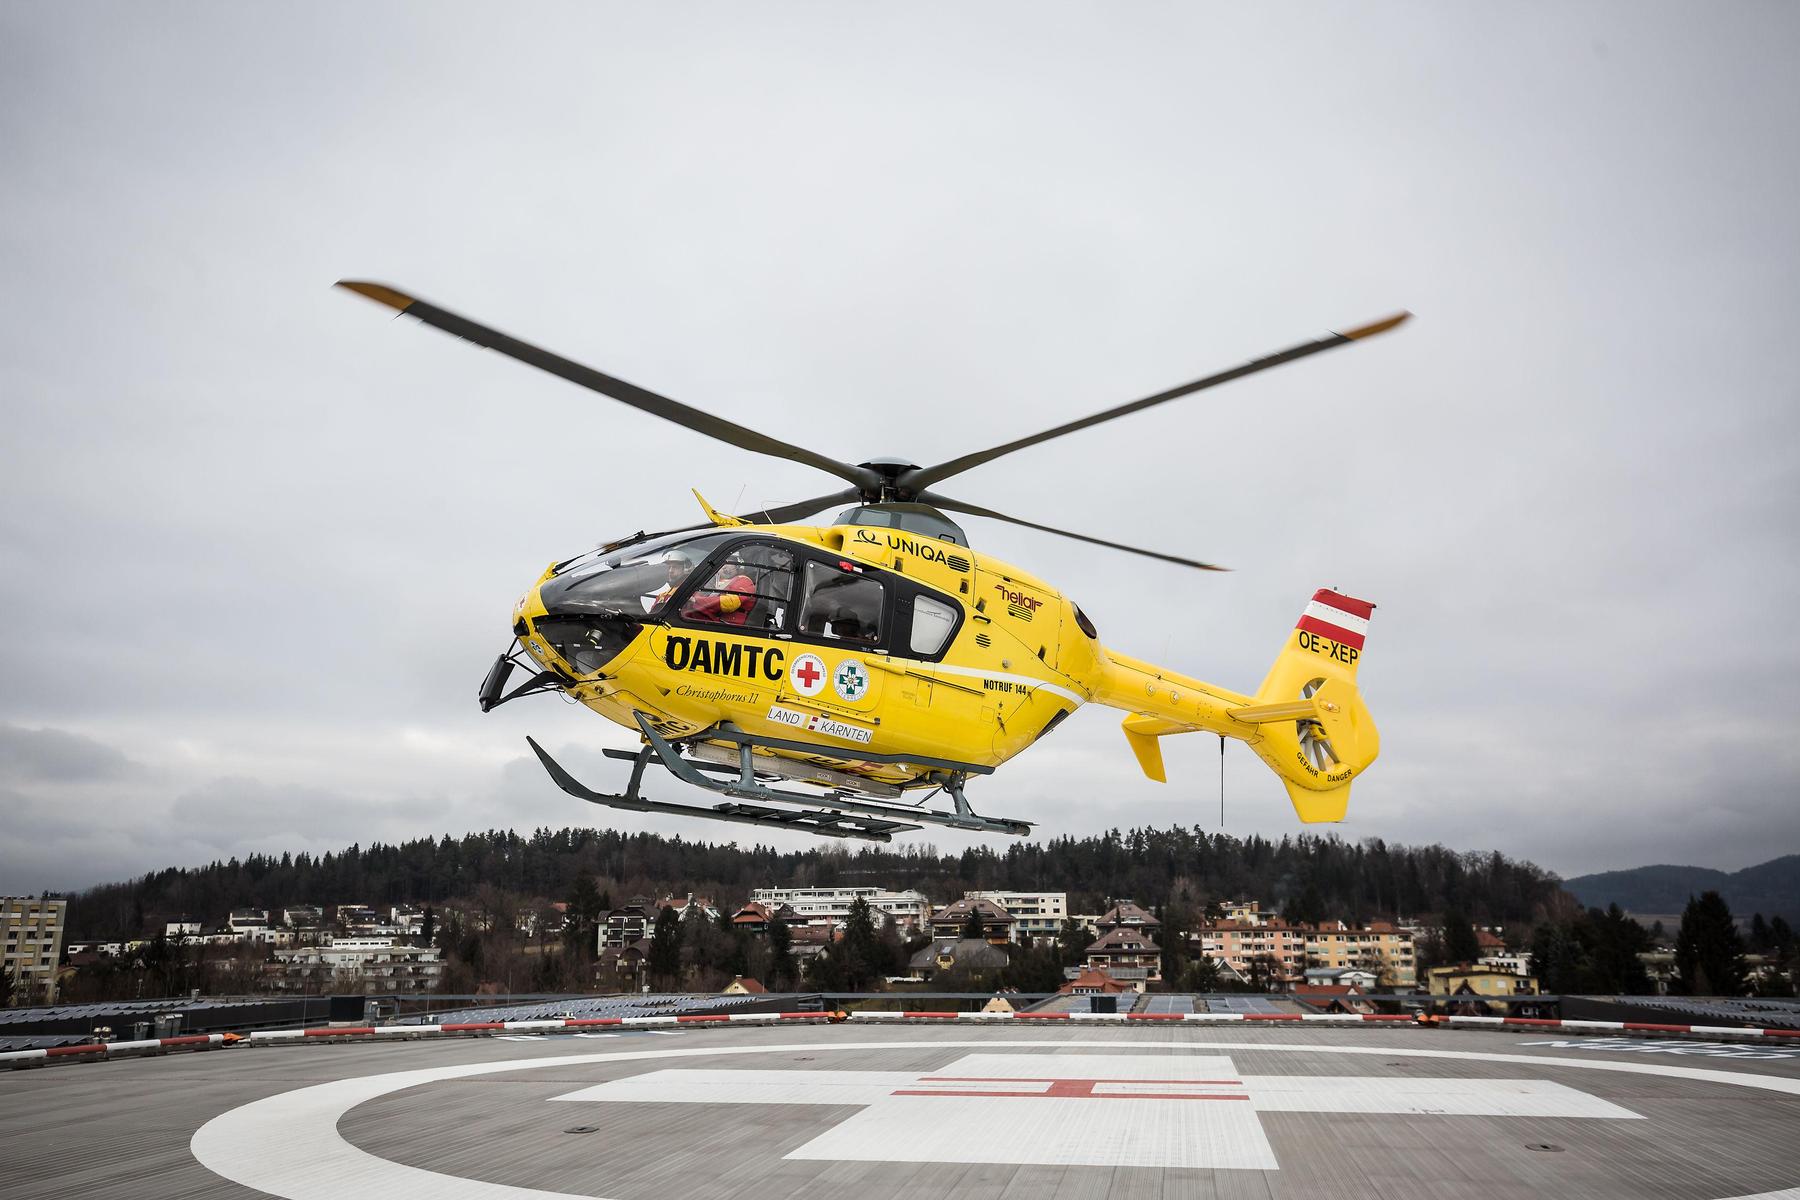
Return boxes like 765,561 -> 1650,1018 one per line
1296,588 -> 1374,651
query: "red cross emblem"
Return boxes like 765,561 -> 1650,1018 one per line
790,653 -> 827,696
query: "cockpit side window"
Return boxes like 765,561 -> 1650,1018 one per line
796,560 -> 885,646
540,531 -> 738,618
678,542 -> 797,632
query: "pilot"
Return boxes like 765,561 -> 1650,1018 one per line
645,551 -> 694,613
683,562 -> 757,626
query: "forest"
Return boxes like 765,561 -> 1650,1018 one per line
64,824 -> 1572,939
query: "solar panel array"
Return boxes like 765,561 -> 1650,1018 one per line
1200,995 -> 1286,1015
0,997 -> 307,1031
1024,994 -> 1091,1014
393,992 -> 772,1025
1140,994 -> 1196,1014
1616,996 -> 1800,1030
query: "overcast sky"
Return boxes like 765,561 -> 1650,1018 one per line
3,4 -> 1797,897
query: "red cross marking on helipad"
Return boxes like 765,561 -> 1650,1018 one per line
894,1076 -> 1248,1100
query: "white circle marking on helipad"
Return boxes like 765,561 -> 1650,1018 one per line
190,1038 -> 1800,1200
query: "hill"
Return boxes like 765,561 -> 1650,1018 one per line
1563,855 -> 1800,922
62,825 -> 1570,938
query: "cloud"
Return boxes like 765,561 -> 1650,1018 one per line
0,724 -> 135,782
2,4 -> 1797,893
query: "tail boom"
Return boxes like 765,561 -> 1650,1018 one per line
1095,589 -> 1379,823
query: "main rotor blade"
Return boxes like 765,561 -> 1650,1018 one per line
338,281 -> 880,494
636,489 -> 864,542
900,312 -> 1409,493
738,489 -> 862,525
920,491 -> 1229,572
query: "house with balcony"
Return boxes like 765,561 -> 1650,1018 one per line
1079,925 -> 1161,988
929,898 -> 1016,944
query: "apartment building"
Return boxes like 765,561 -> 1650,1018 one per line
1201,920 -> 1307,981
1196,916 -> 1417,988
266,936 -> 443,994
966,891 -> 1067,941
1302,920 -> 1417,988
2,898 -> 67,1003
749,887 -> 932,929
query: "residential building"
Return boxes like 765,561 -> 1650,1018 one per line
1304,965 -> 1380,990
1059,966 -> 1131,996
929,898 -> 1015,943
1081,926 -> 1161,988
787,925 -> 837,965
228,909 -> 269,934
1637,950 -> 1676,994
1220,899 -> 1268,926
965,891 -> 1067,941
722,976 -> 766,995
1096,901 -> 1162,937
165,918 -> 202,938
730,901 -> 774,934
2,898 -> 67,1003
1200,919 -> 1307,985
600,897 -> 656,952
388,905 -> 425,936
1301,920 -> 1416,988
282,905 -> 324,929
749,887 -> 932,930
1426,964 -> 1540,1014
597,940 -> 650,990
1479,951 -> 1534,978
909,936 -> 1009,979
658,893 -> 720,922
265,936 -> 443,993
1292,983 -> 1374,1014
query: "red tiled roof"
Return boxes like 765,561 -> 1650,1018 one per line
1057,967 -> 1131,994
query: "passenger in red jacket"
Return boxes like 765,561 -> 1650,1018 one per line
682,567 -> 757,626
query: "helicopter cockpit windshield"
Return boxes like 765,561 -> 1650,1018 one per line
539,531 -> 737,618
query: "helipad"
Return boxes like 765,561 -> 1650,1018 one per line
6,1024 -> 1799,1198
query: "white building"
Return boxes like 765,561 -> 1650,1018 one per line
267,935 -> 443,993
228,908 -> 270,934
965,891 -> 1068,941
1479,952 -> 1534,977
750,887 -> 932,929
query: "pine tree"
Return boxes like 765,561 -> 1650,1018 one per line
767,919 -> 795,991
648,906 -> 683,990
1441,908 -> 1481,966
1674,891 -> 1746,996
566,873 -> 603,950
1057,918 -> 1088,966
842,897 -> 880,990
960,904 -> 987,941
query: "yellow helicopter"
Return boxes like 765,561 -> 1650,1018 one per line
341,281 -> 1405,842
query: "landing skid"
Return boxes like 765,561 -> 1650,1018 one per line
525,714 -> 1033,843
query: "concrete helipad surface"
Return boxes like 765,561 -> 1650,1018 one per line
4,1024 -> 1799,1199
